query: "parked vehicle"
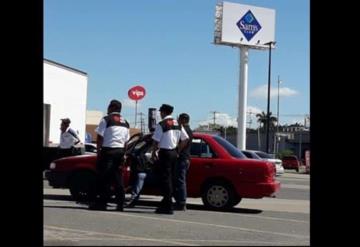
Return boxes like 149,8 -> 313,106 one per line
85,143 -> 97,153
46,133 -> 280,210
282,155 -> 301,172
244,150 -> 284,176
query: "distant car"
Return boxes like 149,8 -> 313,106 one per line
245,150 -> 284,176
46,133 -> 280,210
282,155 -> 301,172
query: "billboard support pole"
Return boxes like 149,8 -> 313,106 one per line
135,100 -> 138,128
237,46 -> 249,150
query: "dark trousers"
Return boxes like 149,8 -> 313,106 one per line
158,149 -> 178,210
91,148 -> 125,207
174,158 -> 190,205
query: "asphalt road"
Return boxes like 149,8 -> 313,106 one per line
44,170 -> 309,246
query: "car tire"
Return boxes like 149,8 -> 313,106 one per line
201,181 -> 237,210
69,170 -> 96,202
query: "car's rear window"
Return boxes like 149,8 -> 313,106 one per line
213,136 -> 246,159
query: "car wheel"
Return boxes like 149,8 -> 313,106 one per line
201,181 -> 237,210
69,170 -> 96,202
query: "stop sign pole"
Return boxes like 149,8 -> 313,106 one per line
134,100 -> 138,127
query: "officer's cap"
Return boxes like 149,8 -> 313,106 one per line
159,104 -> 174,114
61,118 -> 71,124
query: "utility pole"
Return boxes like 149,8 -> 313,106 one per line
247,110 -> 254,129
299,128 -> 302,160
264,41 -> 275,154
210,111 -> 218,130
274,75 -> 282,155
137,112 -> 145,133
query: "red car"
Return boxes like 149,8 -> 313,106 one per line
46,133 -> 280,210
282,155 -> 301,172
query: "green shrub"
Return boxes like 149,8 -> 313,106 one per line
277,149 -> 294,159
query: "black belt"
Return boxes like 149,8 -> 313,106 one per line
101,147 -> 125,151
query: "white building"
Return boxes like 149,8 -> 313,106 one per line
43,59 -> 88,146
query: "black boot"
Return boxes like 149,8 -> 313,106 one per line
174,203 -> 186,211
116,204 -> 124,211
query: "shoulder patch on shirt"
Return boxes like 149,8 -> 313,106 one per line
160,118 -> 180,132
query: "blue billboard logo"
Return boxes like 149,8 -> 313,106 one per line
236,10 -> 262,42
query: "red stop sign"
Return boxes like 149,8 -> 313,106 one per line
128,86 -> 146,101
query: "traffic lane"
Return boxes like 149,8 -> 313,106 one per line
276,177 -> 309,186
44,193 -> 309,222
274,173 -> 309,200
274,187 -> 309,201
44,189 -> 309,215
44,192 -> 309,245
44,201 -> 309,246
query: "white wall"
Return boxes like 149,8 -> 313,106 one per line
44,60 -> 88,144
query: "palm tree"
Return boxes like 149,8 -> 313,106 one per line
256,111 -> 278,131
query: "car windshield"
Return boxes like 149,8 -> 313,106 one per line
213,136 -> 246,159
255,151 -> 274,159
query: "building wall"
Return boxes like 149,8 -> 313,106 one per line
86,110 -> 103,125
44,60 -> 88,144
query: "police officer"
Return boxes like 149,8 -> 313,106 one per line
174,113 -> 193,211
89,99 -> 130,211
58,118 -> 81,158
152,104 -> 189,214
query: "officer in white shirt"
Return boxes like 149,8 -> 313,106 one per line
152,104 -> 189,214
58,118 -> 81,158
89,99 -> 130,211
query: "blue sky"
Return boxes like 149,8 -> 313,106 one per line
44,0 -> 309,129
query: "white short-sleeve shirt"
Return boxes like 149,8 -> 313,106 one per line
152,115 -> 189,149
59,127 -> 80,149
96,113 -> 130,148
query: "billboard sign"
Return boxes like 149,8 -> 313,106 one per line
128,85 -> 146,101
214,1 -> 275,49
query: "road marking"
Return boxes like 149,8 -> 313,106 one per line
278,178 -> 310,183
44,195 -> 309,223
201,209 -> 309,223
97,211 -> 309,240
280,184 -> 310,189
44,225 -> 308,245
45,225 -> 197,246
160,239 -> 308,245
44,200 -> 308,224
